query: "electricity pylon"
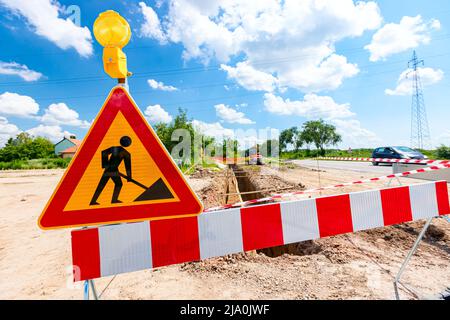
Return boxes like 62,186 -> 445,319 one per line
408,51 -> 431,150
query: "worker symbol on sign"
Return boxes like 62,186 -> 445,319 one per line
90,136 -> 132,205
89,135 -> 174,206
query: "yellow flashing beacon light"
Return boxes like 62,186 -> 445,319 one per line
93,10 -> 131,80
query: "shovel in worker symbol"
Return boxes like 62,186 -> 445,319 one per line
89,136 -> 173,206
118,173 -> 174,202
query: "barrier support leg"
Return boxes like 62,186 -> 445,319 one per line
393,217 -> 433,300
90,279 -> 99,300
83,279 -> 99,300
386,176 -> 402,187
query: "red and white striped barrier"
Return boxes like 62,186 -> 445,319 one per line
71,181 -> 449,281
317,157 -> 449,165
205,163 -> 450,212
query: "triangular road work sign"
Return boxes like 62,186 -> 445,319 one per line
38,86 -> 203,230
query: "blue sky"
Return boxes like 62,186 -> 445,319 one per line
1,0 -> 449,150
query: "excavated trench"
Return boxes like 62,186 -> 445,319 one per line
230,165 -> 265,201
227,164 -> 306,257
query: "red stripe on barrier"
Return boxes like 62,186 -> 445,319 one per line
435,181 -> 450,216
380,186 -> 412,226
241,204 -> 284,251
150,216 -> 200,268
316,194 -> 353,237
71,228 -> 100,281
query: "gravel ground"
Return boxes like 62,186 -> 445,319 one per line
0,166 -> 449,300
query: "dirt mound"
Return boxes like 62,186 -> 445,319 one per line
195,176 -> 226,210
426,224 -> 448,241
241,165 -> 305,196
189,167 -> 221,179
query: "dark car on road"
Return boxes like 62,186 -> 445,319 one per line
371,146 -> 427,166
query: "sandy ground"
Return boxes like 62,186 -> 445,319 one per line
0,166 -> 449,300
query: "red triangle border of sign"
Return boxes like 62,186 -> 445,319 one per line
38,86 -> 203,230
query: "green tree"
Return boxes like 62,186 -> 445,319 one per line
153,108 -> 216,164
154,109 -> 196,151
28,137 -> 55,159
0,133 -> 54,162
299,119 -> 342,156
260,139 -> 279,157
221,138 -> 239,160
279,127 -> 298,152
293,132 -> 304,152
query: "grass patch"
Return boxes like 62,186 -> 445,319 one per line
179,159 -> 220,175
0,158 -> 71,170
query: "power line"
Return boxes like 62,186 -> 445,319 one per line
3,25 -> 450,59
11,65 -> 450,105
0,46 -> 368,86
0,65 -> 404,93
35,90 -> 263,104
25,73 -> 398,102
2,46 -> 450,88
0,30 -> 450,85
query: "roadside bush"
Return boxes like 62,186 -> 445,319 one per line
0,133 -> 54,162
436,145 -> 450,159
0,158 -> 71,170
281,148 -> 373,159
0,160 -> 25,170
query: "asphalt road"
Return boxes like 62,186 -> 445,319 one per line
292,159 -> 394,174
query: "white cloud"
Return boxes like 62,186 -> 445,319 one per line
144,104 -> 173,124
26,124 -> 72,143
139,2 -> 167,42
365,15 -> 440,62
221,62 -> 278,92
276,54 -> 359,93
140,0 -> 382,92
0,61 -> 43,81
192,119 -> 234,141
0,117 -> 19,135
332,118 -> 380,148
192,119 -> 278,150
263,92 -> 380,147
0,92 -> 39,118
214,103 -> 254,124
0,0 -> 93,57
147,79 -> 178,91
0,116 -> 20,146
385,67 -> 444,96
263,93 -> 354,119
40,103 -> 90,128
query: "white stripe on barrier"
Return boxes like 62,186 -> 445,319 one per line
349,189 -> 384,232
198,207 -> 243,260
98,222 -> 152,277
280,199 -> 319,243
409,183 -> 439,220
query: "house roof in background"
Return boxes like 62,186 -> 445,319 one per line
60,145 -> 78,154
68,138 -> 82,146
